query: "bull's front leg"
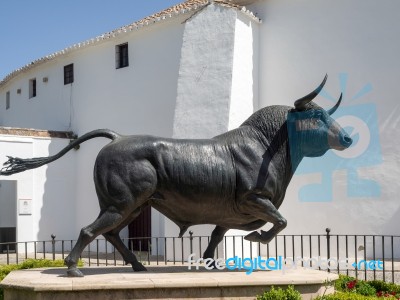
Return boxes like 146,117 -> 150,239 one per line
242,195 -> 287,244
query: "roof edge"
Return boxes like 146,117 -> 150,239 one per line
215,0 -> 261,22
0,127 -> 75,139
0,1 -> 208,89
0,0 -> 260,89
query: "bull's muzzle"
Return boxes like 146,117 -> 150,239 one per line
336,133 -> 353,150
328,126 -> 353,151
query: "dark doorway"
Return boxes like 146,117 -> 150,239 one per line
0,181 -> 17,252
128,205 -> 151,251
0,228 -> 16,252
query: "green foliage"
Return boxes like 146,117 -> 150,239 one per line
321,275 -> 400,299
257,285 -> 302,300
356,281 -> 376,296
315,291 -> 382,300
0,264 -> 19,282
0,258 -> 69,281
20,259 -> 65,269
368,280 -> 400,295
334,275 -> 356,291
334,275 -> 375,295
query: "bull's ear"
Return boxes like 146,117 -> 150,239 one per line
327,93 -> 342,115
294,74 -> 328,111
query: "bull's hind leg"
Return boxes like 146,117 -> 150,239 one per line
202,226 -> 228,269
242,195 -> 287,244
203,226 -> 228,260
65,209 -> 125,277
103,208 -> 147,272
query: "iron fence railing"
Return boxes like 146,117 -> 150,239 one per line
0,228 -> 399,283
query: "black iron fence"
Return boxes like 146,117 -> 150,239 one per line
0,229 -> 399,283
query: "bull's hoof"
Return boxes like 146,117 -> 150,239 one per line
209,262 -> 217,269
203,259 -> 224,270
132,262 -> 147,272
245,230 -> 274,244
202,258 -> 217,269
67,268 -> 84,277
244,231 -> 262,243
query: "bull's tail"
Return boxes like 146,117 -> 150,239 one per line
0,129 -> 120,176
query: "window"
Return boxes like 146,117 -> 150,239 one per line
6,91 -> 10,110
64,64 -> 74,85
116,43 -> 129,69
29,78 -> 37,99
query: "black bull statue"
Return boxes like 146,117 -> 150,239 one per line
0,75 -> 352,277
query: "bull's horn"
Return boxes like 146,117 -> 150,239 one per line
327,93 -> 342,115
294,74 -> 328,110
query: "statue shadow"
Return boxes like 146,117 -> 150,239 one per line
40,265 -> 264,277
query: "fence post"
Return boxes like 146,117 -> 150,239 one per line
51,234 -> 56,261
189,231 -> 193,255
326,228 -> 331,273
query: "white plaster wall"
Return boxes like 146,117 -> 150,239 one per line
248,0 -> 400,243
173,4 -> 237,139
32,138 -> 76,241
228,13 -> 258,130
0,136 -> 75,248
0,61 -> 72,131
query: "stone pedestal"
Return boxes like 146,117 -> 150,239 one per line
0,265 -> 337,300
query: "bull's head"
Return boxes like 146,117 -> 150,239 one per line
287,75 -> 353,159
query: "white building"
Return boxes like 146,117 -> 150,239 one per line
0,0 -> 399,258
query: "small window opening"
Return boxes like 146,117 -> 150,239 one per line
6,91 -> 10,110
64,64 -> 74,85
29,78 -> 37,99
116,43 -> 129,69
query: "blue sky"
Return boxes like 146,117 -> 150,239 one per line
0,0 -> 182,80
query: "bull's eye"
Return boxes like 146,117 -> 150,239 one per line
295,118 -> 320,131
